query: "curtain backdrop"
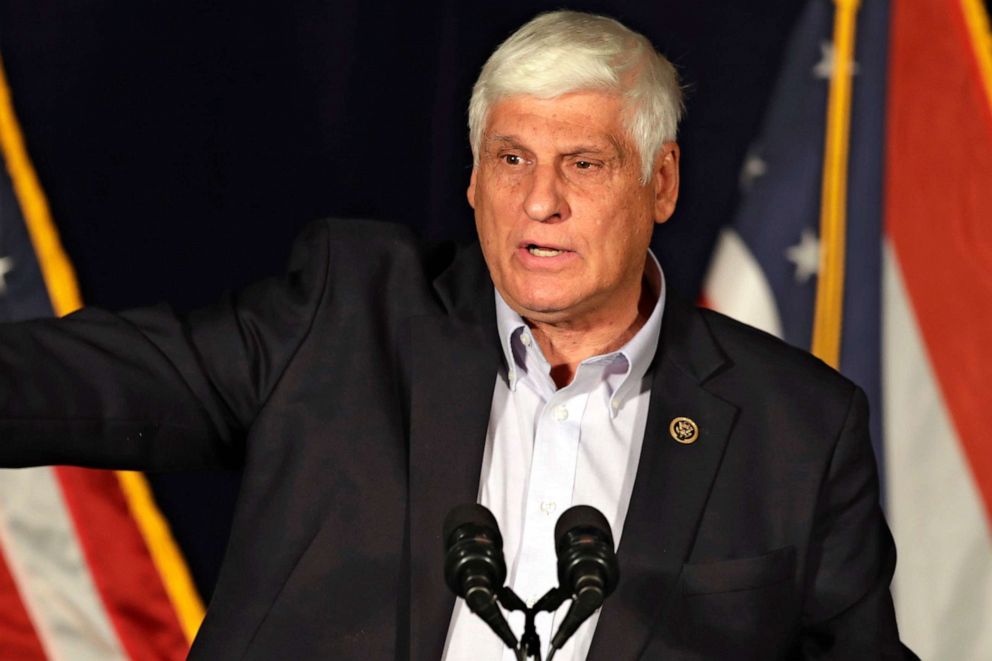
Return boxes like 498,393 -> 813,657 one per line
0,0 -> 801,598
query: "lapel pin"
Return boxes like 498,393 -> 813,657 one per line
669,417 -> 699,444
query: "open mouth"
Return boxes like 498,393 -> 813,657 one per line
526,244 -> 567,257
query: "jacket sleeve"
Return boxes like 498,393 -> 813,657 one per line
801,386 -> 917,659
0,220 -> 331,471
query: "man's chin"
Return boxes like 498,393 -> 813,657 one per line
505,295 -> 584,323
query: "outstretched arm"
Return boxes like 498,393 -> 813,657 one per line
0,220 -> 331,471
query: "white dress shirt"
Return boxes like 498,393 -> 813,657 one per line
442,253 -> 665,661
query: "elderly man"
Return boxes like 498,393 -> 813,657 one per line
0,10 -> 911,661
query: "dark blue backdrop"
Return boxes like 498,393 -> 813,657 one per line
0,1 -> 802,599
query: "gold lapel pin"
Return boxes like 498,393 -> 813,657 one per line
669,417 -> 699,444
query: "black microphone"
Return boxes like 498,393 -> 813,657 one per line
443,503 -> 519,651
548,505 -> 620,654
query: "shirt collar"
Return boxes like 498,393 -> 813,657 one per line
494,250 -> 666,417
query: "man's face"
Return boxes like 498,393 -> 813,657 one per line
468,91 -> 679,327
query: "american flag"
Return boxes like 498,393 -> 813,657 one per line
702,0 -> 992,657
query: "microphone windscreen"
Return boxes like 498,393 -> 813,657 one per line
443,502 -> 502,549
554,505 -> 613,548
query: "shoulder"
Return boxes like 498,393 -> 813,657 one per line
284,219 -> 485,323
297,218 -> 424,265
304,218 -> 458,277
702,307 -> 850,387
689,304 -> 859,423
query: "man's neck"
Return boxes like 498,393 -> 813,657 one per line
528,283 -> 655,389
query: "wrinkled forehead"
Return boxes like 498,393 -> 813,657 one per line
481,92 -> 634,154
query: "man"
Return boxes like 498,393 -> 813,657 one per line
0,10 -> 912,660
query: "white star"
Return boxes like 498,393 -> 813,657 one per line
0,256 -> 13,294
785,229 -> 820,284
739,150 -> 768,192
812,41 -> 859,80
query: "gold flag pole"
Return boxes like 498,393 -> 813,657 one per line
811,0 -> 862,368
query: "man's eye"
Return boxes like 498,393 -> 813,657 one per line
502,154 -> 522,165
575,160 -> 593,169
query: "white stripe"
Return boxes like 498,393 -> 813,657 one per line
883,242 -> 992,660
702,227 -> 783,338
0,467 -> 128,661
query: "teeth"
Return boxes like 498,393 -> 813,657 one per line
528,246 -> 564,257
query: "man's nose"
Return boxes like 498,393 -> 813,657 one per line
523,164 -> 569,222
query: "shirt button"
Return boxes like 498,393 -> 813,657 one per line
521,333 -> 532,347
611,399 -> 621,412
553,405 -> 569,421
540,500 -> 557,516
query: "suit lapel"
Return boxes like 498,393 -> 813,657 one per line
588,295 -> 739,661
408,244 -> 502,661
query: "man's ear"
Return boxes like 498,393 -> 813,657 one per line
652,142 -> 680,224
466,167 -> 478,209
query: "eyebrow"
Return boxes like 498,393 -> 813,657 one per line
562,144 -> 617,156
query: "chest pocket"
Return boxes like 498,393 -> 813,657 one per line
680,544 -> 795,595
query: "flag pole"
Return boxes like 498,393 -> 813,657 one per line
960,0 -> 992,117
811,0 -> 861,368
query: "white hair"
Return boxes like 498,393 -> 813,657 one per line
468,10 -> 683,183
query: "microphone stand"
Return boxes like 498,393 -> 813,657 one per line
497,586 -> 568,661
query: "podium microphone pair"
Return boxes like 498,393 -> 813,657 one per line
443,503 -> 619,661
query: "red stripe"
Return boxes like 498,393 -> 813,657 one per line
0,543 -> 48,659
54,467 -> 189,661
885,0 -> 992,522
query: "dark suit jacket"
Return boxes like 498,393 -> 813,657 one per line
0,219 -> 911,659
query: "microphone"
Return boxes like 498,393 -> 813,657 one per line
443,503 -> 518,651
548,505 -> 620,655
